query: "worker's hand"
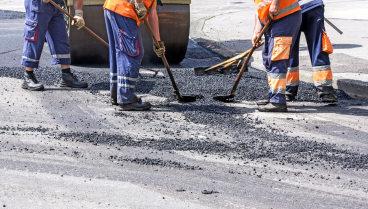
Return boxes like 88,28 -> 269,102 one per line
72,10 -> 85,30
153,41 -> 165,57
42,0 -> 50,3
134,2 -> 147,20
269,2 -> 281,19
252,32 -> 262,48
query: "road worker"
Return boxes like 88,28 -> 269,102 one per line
253,0 -> 302,112
21,0 -> 88,91
103,0 -> 164,111
285,0 -> 338,102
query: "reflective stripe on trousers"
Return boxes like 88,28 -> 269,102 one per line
313,65 -> 333,86
286,66 -> 299,86
268,73 -> 286,94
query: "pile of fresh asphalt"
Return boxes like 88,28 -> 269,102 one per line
2,66 -> 365,171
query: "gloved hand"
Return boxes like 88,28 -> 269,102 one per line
153,41 -> 165,58
134,2 -> 147,20
43,0 -> 50,3
72,10 -> 85,30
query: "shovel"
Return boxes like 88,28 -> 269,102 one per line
49,0 -> 109,47
143,17 -> 196,102
213,19 -> 272,102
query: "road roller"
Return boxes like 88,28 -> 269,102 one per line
63,0 -> 190,65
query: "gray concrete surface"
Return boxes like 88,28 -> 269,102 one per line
190,0 -> 368,100
0,1 -> 368,208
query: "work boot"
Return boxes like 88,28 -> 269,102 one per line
118,101 -> 151,111
22,72 -> 44,91
111,96 -> 142,106
321,93 -> 338,103
256,99 -> 269,106
258,103 -> 288,112
285,94 -> 295,102
60,72 -> 88,88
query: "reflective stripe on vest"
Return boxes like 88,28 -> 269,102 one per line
104,0 -> 155,26
255,0 -> 301,24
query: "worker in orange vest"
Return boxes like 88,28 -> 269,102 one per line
253,0 -> 302,112
103,0 -> 164,111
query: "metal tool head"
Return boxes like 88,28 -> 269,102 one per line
213,94 -> 235,102
175,95 -> 197,102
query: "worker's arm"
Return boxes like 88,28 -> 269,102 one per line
269,0 -> 281,18
73,0 -> 85,29
73,0 -> 83,10
148,6 -> 165,57
252,12 -> 263,48
147,6 -> 161,41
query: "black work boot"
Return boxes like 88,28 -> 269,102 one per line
22,71 -> 44,91
256,99 -> 270,106
111,96 -> 142,106
317,86 -> 338,103
285,94 -> 295,102
321,94 -> 338,103
60,72 -> 88,88
258,103 -> 288,112
118,101 -> 151,111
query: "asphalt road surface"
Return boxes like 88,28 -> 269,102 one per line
1,2 -> 368,208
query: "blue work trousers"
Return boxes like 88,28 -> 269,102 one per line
104,9 -> 144,104
262,11 -> 302,104
287,6 -> 334,96
21,0 -> 70,68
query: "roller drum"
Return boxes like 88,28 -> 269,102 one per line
67,4 -> 190,65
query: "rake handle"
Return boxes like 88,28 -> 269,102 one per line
143,17 -> 180,94
49,0 -> 109,47
230,19 -> 272,95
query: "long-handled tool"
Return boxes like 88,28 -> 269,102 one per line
143,17 -> 196,102
325,18 -> 343,35
193,41 -> 264,75
49,0 -> 109,47
213,19 -> 272,102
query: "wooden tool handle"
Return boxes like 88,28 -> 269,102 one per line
205,41 -> 264,72
143,17 -> 180,92
230,19 -> 272,95
49,0 -> 109,47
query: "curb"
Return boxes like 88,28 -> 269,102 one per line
189,16 -> 368,101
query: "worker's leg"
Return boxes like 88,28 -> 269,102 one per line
46,8 -> 88,88
258,11 -> 302,112
21,0 -> 52,91
286,29 -> 302,99
104,9 -> 119,105
104,10 -> 150,110
303,6 -> 337,102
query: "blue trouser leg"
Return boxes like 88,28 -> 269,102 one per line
46,10 -> 71,65
286,6 -> 334,96
104,10 -> 118,100
303,6 -> 333,94
104,10 -> 144,104
262,11 -> 302,104
286,29 -> 301,96
21,0 -> 70,68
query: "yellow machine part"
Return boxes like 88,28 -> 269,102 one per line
67,0 -> 191,6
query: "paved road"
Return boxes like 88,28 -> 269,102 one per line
1,1 -> 368,208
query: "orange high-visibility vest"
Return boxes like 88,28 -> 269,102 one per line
104,0 -> 156,26
254,0 -> 301,24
